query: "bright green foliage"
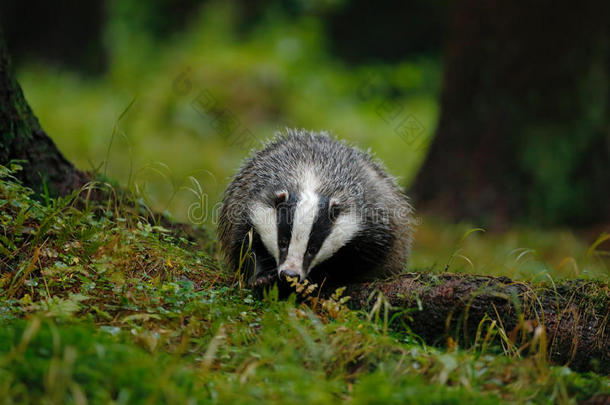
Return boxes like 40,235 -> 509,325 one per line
0,167 -> 608,404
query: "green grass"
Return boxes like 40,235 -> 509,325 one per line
1,165 -> 608,404
411,217 -> 609,281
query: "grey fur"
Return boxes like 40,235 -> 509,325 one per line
218,128 -> 414,284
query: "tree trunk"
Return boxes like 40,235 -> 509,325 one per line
0,35 -> 88,196
411,0 -> 610,227
341,273 -> 609,374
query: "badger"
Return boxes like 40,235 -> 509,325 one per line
218,129 -> 414,288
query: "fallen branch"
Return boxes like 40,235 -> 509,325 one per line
341,273 -> 609,374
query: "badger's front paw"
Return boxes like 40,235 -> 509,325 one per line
252,271 -> 278,287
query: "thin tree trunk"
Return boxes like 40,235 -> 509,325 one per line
0,35 -> 88,196
341,273 -> 609,374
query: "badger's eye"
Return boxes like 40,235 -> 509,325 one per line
278,238 -> 289,250
329,199 -> 341,221
274,190 -> 289,207
305,245 -> 316,257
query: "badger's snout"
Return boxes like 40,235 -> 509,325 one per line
278,258 -> 304,281
278,267 -> 301,281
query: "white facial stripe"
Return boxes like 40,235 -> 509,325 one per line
309,211 -> 361,270
249,202 -> 279,263
279,188 -> 319,279
278,169 -> 320,279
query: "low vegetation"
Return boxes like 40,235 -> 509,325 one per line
0,164 -> 608,404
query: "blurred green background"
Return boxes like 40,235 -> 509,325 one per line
7,0 -> 441,225
1,0 -> 608,280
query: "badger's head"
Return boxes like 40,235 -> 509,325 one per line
249,179 -> 361,282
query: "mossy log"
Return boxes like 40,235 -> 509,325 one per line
341,273 -> 609,374
0,35 -> 88,196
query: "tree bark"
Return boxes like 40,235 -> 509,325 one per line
341,273 -> 609,374
411,0 -> 610,227
0,35 -> 88,196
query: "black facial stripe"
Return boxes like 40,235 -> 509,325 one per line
303,196 -> 334,271
276,192 -> 297,264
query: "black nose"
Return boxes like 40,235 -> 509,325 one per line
279,268 -> 300,280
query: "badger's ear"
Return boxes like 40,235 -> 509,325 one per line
274,190 -> 289,206
329,197 -> 341,220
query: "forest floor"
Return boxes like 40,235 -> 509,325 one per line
0,165 -> 608,404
